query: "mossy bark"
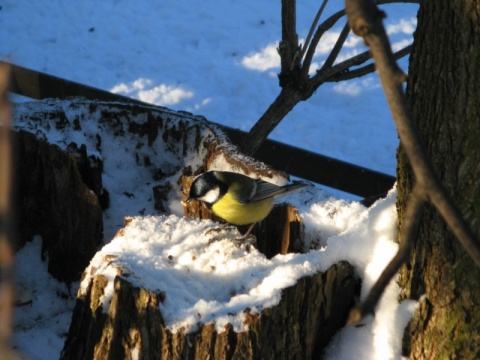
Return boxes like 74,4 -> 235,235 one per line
397,1 -> 480,358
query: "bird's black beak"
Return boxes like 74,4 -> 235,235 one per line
186,197 -> 193,203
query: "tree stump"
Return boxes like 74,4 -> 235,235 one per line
13,98 -> 282,282
12,130 -> 104,283
12,99 -> 358,359
60,214 -> 357,360
62,263 -> 356,360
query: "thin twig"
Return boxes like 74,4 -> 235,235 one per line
322,22 -> 351,70
297,0 -> 329,68
311,43 -> 411,88
301,9 -> 345,76
344,0 -> 480,324
326,44 -> 412,82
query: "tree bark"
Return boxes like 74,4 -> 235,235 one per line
13,130 -> 104,283
241,87 -> 305,156
61,261 -> 357,360
398,1 -> 480,358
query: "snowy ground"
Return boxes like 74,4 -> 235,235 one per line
1,1 -> 420,359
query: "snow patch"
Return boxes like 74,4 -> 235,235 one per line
241,43 -> 280,72
111,78 -> 194,106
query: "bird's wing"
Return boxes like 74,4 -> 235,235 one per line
215,171 -> 257,203
249,180 -> 309,202
215,171 -> 309,203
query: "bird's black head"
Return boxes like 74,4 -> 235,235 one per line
187,171 -> 226,205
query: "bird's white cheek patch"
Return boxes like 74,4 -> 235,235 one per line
199,188 -> 220,204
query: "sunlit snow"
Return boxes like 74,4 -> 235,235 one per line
2,1 -> 420,359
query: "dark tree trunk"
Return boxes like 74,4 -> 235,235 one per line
397,1 -> 480,358
13,130 -> 104,283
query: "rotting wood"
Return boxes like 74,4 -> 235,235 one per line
12,130 -> 104,283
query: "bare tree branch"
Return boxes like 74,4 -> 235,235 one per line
241,0 -> 419,156
301,9 -> 345,77
304,0 -> 417,78
327,44 -> 412,82
0,63 -> 16,357
344,0 -> 480,324
322,22 -> 351,70
278,0 -> 299,73
297,0 -> 329,68
241,39 -> 412,156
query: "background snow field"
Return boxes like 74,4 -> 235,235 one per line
2,1 -> 419,359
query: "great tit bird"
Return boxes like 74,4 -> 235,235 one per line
186,171 -> 309,238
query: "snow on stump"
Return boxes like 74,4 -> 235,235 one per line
61,216 -> 357,359
12,97 -> 250,282
11,98 -> 313,282
12,99 -> 358,358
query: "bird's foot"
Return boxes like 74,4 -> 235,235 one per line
233,233 -> 257,246
206,224 -> 239,243
205,224 -> 236,236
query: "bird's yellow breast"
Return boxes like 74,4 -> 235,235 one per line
211,192 -> 274,225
